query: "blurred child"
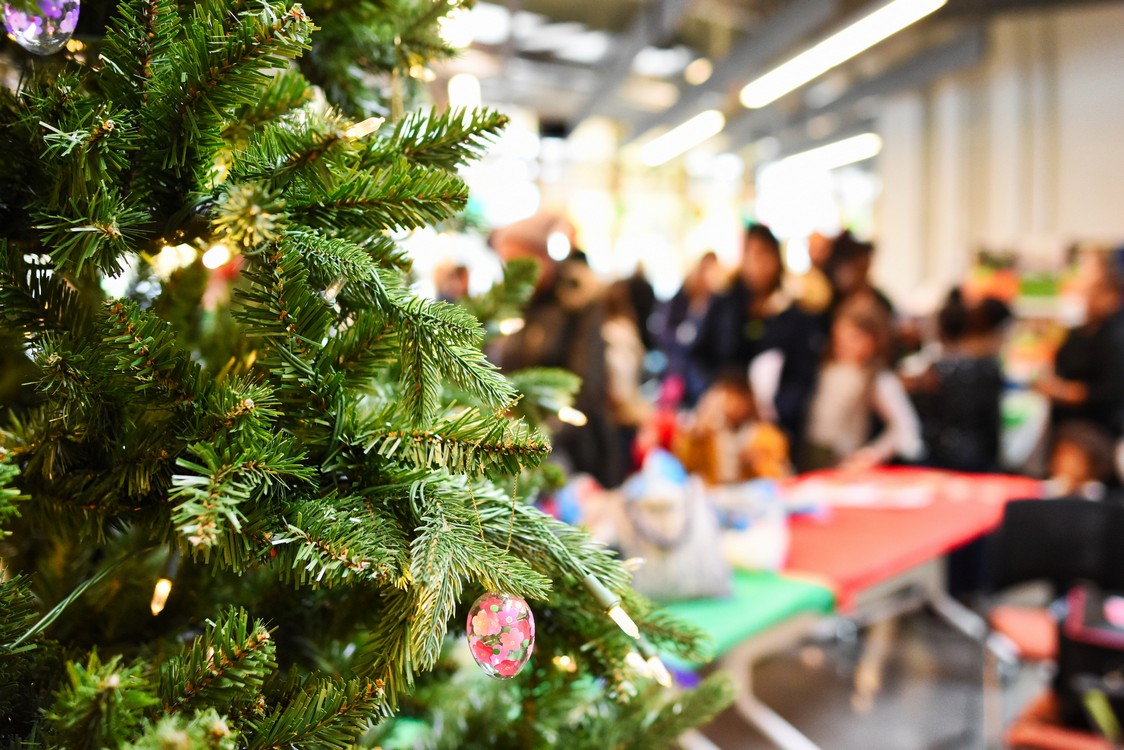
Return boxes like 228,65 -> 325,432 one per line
1045,420 -> 1115,500
802,296 -> 923,471
909,291 -> 1010,472
675,372 -> 790,484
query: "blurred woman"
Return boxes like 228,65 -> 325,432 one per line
691,224 -> 823,443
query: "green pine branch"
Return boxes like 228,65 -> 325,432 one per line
362,107 -> 509,172
362,405 -> 551,477
33,192 -> 148,276
144,1 -> 316,176
223,69 -> 317,143
247,676 -> 388,749
123,709 -> 240,750
104,300 -> 206,404
170,439 -> 313,553
288,161 -> 469,238
44,651 -> 159,750
98,0 -> 182,108
0,249 -> 92,337
393,295 -> 515,424
160,607 -> 277,715
38,106 -> 137,205
284,231 -> 408,285
0,452 -> 27,535
271,493 -> 411,588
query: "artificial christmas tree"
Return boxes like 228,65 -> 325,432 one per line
0,1 -> 732,747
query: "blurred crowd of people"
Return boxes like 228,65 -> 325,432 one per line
470,218 -> 1124,497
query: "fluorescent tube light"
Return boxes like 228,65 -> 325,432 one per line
779,132 -> 883,171
739,0 -> 947,109
638,110 -> 726,167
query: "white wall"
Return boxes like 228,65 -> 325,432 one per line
873,3 -> 1124,308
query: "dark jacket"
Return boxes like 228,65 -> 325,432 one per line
497,261 -> 626,487
690,281 -> 825,442
915,354 -> 1004,472
1052,316 -> 1124,438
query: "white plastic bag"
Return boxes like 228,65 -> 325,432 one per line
709,479 -> 790,572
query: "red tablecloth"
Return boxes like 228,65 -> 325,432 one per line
782,468 -> 1042,610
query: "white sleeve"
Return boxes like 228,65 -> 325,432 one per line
866,370 -> 925,462
749,348 -> 784,423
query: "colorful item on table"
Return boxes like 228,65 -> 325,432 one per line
467,592 -> 535,679
3,0 -> 80,55
783,467 -> 1042,509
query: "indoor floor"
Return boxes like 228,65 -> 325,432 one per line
698,611 -> 1049,750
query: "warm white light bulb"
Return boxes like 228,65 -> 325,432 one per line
201,244 -> 232,270
151,244 -> 197,279
498,318 -> 525,336
552,654 -> 578,673
608,605 -> 640,639
557,406 -> 589,427
150,578 -> 172,616
344,117 -> 386,140
647,655 -> 673,687
624,650 -> 653,677
322,278 -> 347,304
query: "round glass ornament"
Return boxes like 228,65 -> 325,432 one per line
3,0 -> 80,56
466,592 -> 535,679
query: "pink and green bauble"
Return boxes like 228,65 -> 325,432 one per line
466,592 -> 535,679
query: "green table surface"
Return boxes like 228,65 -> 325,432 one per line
660,570 -> 835,669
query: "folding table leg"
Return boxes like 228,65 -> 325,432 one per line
982,642 -> 1005,750
726,636 -> 824,750
679,729 -> 723,750
928,586 -> 989,641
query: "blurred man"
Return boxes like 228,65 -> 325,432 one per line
1038,260 -> 1124,438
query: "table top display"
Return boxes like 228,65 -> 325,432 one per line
781,468 -> 1041,610
661,571 -> 835,668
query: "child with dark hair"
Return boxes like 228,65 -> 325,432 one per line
801,296 -> 922,471
824,230 -> 895,317
909,291 -> 1010,472
1045,420 -> 1116,499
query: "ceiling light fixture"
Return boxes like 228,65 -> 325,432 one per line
638,109 -> 725,167
739,0 -> 947,109
778,132 -> 883,171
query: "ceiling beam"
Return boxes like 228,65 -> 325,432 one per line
566,0 -> 693,130
722,25 -> 987,150
944,0 -> 1119,13
624,0 -> 838,144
